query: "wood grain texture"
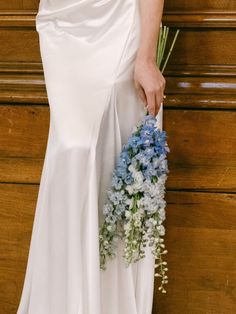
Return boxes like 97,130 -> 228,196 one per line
1,185 -> 235,313
1,105 -> 235,192
164,0 -> 236,11
0,1 -> 38,10
163,12 -> 236,28
0,0 -> 236,313
153,191 -> 236,314
0,183 -> 37,314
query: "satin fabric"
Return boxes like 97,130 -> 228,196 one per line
16,1 -> 163,313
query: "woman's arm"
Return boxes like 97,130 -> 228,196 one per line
134,0 -> 165,116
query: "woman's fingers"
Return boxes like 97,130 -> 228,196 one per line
155,93 -> 163,115
146,81 -> 165,116
136,84 -> 147,106
133,60 -> 166,116
146,91 -> 157,116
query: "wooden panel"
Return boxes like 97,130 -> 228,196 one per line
0,29 -> 40,61
164,0 -> 236,11
0,105 -> 49,158
0,157 -> 42,183
166,29 -> 236,65
2,73 -> 236,109
1,184 -> 235,313
1,70 -> 236,108
165,110 -> 236,167
0,1 -> 38,10
163,13 -> 236,28
1,105 -> 235,191
1,156 -> 235,192
153,191 -> 236,314
0,183 -> 37,314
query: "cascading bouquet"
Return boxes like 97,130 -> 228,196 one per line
99,25 -> 179,293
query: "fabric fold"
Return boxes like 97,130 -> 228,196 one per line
16,1 -> 160,313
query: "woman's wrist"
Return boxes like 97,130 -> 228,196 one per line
137,0 -> 164,68
136,35 -> 158,65
135,52 -> 156,67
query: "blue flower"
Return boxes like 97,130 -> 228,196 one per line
144,164 -> 157,178
140,124 -> 154,135
142,136 -> 154,148
124,173 -> 134,185
115,165 -> 127,179
153,141 -> 167,156
114,204 -> 126,216
103,203 -> 113,215
127,135 -> 145,149
119,151 -> 131,165
107,190 -> 124,205
111,175 -> 123,190
152,157 -> 160,168
160,159 -> 168,173
143,114 -> 157,127
117,157 -> 126,169
144,147 -> 156,159
135,152 -> 149,166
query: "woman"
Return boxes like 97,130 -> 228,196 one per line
17,0 -> 165,313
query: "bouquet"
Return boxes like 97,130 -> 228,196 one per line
99,25 -> 179,293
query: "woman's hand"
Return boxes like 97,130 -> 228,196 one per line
134,0 -> 165,116
133,58 -> 166,116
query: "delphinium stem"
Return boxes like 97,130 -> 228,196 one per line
161,29 -> 180,73
156,25 -> 163,67
156,24 -> 180,74
160,26 -> 169,67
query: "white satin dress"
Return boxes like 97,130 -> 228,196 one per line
17,1 -> 163,313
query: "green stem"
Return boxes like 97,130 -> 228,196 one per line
156,25 -> 163,67
161,29 -> 180,73
161,27 -> 169,66
160,26 -> 168,66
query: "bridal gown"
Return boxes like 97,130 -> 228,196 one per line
17,1 -> 163,313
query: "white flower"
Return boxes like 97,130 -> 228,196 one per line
125,210 -> 131,218
107,224 -> 116,232
128,164 -> 136,173
159,208 -> 166,220
133,171 -> 144,184
157,225 -> 165,236
125,184 -> 134,195
124,197 -> 133,209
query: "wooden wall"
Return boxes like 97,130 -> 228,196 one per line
153,1 -> 236,313
0,0 -> 235,313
